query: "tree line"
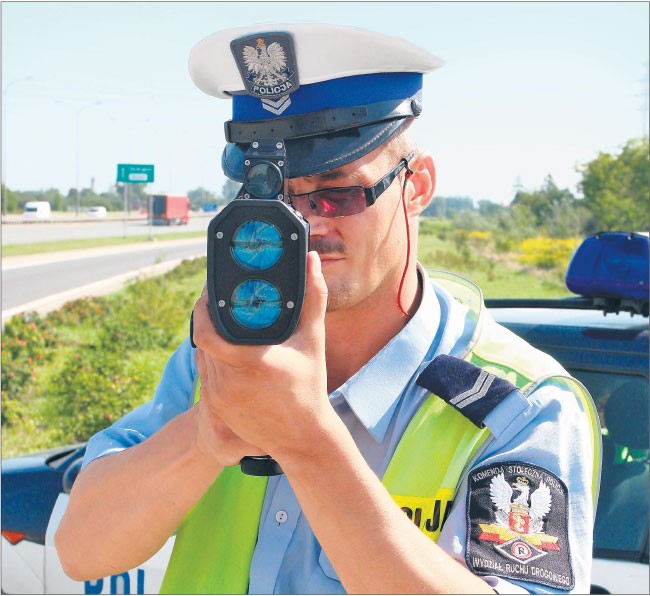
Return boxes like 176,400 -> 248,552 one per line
2,182 -> 152,214
3,137 -> 648,237
423,137 -> 648,237
1,178 -> 241,215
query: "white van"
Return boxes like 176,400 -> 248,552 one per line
23,201 -> 51,220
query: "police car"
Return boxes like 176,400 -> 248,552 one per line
2,232 -> 648,594
1,444 -> 176,594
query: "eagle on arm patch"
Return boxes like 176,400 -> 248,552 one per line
489,472 -> 552,539
466,462 -> 574,590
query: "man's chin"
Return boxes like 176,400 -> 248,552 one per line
319,264 -> 359,312
323,281 -> 356,313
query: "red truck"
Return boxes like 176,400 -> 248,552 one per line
151,195 -> 190,225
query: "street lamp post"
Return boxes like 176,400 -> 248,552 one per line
75,100 -> 102,216
2,75 -> 34,216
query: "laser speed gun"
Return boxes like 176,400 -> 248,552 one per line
206,140 -> 310,345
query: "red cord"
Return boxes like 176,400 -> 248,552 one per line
397,168 -> 413,317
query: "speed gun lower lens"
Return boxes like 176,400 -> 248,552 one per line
230,279 -> 282,329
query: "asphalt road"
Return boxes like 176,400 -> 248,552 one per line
1,213 -> 213,244
2,238 -> 207,322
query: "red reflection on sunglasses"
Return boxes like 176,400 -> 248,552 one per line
319,199 -> 339,216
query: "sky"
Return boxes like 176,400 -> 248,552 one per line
2,1 -> 649,204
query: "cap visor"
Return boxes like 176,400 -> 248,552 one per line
222,119 -> 406,181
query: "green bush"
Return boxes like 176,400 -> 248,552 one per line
98,275 -> 197,352
494,235 -> 517,253
46,346 -> 157,444
46,296 -> 114,327
1,313 -> 59,426
164,257 -> 206,281
419,217 -> 452,239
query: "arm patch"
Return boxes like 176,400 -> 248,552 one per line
465,462 -> 574,591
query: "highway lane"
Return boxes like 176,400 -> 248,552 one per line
2,238 -> 206,320
1,213 -> 214,244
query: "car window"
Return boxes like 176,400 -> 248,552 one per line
569,369 -> 649,561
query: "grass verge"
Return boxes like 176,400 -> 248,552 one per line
2,230 -> 205,258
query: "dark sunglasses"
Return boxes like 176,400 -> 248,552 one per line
285,152 -> 415,218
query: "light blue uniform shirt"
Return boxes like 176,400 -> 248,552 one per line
83,269 -> 595,594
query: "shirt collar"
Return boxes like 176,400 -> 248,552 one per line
330,265 -> 441,442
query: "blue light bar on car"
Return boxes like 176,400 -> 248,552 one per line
566,232 -> 649,310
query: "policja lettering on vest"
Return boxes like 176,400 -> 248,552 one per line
397,498 -> 453,536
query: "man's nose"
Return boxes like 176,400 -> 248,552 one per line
304,211 -> 331,237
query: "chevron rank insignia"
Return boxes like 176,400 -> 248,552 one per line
416,355 -> 518,427
465,462 -> 573,590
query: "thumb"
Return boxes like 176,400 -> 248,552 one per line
297,251 -> 328,335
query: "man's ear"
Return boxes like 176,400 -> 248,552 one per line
406,153 -> 436,217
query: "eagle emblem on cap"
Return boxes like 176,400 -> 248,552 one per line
231,32 -> 299,116
243,39 -> 287,87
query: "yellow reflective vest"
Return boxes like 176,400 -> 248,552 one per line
161,271 -> 601,594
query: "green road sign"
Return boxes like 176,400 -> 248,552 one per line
117,163 -> 155,183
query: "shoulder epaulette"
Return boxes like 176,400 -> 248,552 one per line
416,355 -> 518,428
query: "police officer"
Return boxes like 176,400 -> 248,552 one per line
56,24 -> 600,594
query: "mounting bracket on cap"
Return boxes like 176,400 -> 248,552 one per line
224,97 -> 420,143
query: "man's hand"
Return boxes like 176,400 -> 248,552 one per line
191,396 -> 267,467
191,251 -> 331,461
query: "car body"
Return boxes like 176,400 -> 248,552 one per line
86,206 -> 107,218
2,233 -> 648,594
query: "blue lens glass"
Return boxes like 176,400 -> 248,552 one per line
230,279 -> 282,329
231,219 -> 283,270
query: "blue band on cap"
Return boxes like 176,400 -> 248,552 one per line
232,72 -> 422,121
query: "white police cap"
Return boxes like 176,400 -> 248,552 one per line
188,23 -> 445,180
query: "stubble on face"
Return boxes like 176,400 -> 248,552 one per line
309,237 -> 354,311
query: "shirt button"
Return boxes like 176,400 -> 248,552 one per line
275,510 -> 288,524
